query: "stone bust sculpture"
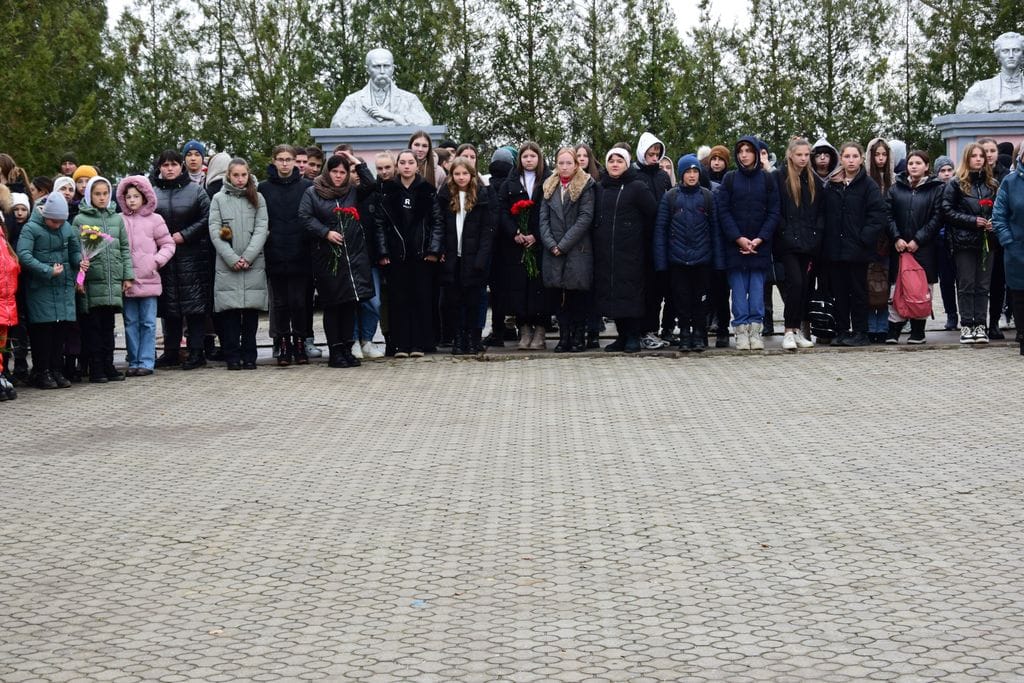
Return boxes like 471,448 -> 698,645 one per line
330,48 -> 433,127
956,32 -> 1024,114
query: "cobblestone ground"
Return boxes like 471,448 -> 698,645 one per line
3,346 -> 1024,682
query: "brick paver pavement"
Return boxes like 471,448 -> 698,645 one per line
3,347 -> 1024,682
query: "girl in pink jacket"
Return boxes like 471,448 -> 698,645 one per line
117,176 -> 176,375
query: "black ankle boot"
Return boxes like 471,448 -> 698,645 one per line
276,337 -> 292,366
182,350 -> 206,370
341,342 -> 361,367
89,359 -> 108,383
554,326 -> 571,353
570,325 -> 585,352
292,335 -> 308,364
585,330 -> 600,349
451,331 -> 467,355
885,321 -> 904,344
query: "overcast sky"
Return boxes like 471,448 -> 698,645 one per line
106,0 -> 747,32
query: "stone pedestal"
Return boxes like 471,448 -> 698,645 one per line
309,125 -> 449,173
931,113 -> 1024,161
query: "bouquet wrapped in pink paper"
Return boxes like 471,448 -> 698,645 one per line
77,225 -> 115,287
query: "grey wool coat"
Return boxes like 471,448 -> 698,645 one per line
208,182 -> 269,312
539,168 -> 595,291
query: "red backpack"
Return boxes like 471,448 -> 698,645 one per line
893,252 -> 932,320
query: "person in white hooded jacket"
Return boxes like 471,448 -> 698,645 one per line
632,132 -> 673,349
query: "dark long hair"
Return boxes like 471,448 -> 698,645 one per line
227,158 -> 260,208
515,141 -> 546,177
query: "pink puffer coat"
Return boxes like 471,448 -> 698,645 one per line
116,176 -> 176,298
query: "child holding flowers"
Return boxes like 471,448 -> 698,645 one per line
117,176 -> 176,376
208,158 -> 269,370
73,177 -> 134,383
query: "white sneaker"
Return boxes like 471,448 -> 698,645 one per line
749,322 -> 765,350
973,324 -> 989,343
782,331 -> 797,350
794,329 -> 815,348
350,341 -> 364,359
305,338 -> 323,358
361,341 -> 384,359
734,324 -> 751,350
641,333 -> 668,350
960,326 -> 975,344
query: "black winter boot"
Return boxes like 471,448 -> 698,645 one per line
89,357 -> 109,384
276,337 -> 292,366
570,325 -> 586,352
292,335 -> 308,364
553,325 -> 571,353
886,321 -> 905,344
182,349 -> 207,370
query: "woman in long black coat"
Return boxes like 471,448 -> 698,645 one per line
151,149 -> 212,369
298,154 -> 376,368
374,150 -> 444,357
592,147 -> 657,353
497,142 -> 553,350
437,157 -> 495,355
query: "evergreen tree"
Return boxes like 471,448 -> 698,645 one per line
681,0 -> 741,152
564,0 -> 624,154
105,0 -> 201,175
0,0 -> 111,175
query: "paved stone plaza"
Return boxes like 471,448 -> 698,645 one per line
3,346 -> 1024,682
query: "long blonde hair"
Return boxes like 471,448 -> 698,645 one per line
446,157 -> 479,214
785,138 -> 815,207
956,143 -> 999,196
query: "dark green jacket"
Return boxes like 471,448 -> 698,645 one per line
73,205 -> 134,312
15,212 -> 82,323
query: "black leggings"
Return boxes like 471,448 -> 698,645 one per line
29,322 -> 70,373
670,264 -> 710,333
780,252 -> 812,329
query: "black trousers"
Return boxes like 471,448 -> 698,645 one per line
709,270 -> 731,335
444,262 -> 483,335
29,321 -> 70,373
555,288 -> 588,328
220,308 -> 259,364
780,252 -> 813,329
830,261 -> 868,334
305,279 -> 317,341
269,273 -> 311,338
163,313 -> 206,353
938,232 -> 958,320
386,258 -> 436,352
81,306 -> 117,369
615,316 -> 644,338
670,264 -> 710,333
323,302 -> 356,349
1011,290 -> 1024,342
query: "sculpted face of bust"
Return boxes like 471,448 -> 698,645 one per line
366,49 -> 396,89
995,33 -> 1024,73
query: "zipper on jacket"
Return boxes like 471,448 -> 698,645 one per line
610,184 -> 623,292
380,196 -> 406,261
336,200 -> 361,301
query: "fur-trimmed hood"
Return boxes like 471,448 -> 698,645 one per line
542,168 -> 592,202
117,175 -> 158,217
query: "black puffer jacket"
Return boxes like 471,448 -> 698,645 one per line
632,162 -> 672,200
773,165 -> 823,256
374,175 -> 444,261
592,168 -> 658,318
151,169 -> 212,316
437,185 -> 495,287
298,165 -> 375,306
941,171 -> 998,252
822,168 -> 886,263
259,165 -> 313,276
887,173 -> 944,283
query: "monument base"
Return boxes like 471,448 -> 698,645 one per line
309,125 -> 449,174
931,113 -> 1024,161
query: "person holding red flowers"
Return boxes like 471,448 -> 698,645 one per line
299,152 -> 377,367
941,142 -> 1000,344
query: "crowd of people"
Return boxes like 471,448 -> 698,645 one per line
1,129 -> 1023,399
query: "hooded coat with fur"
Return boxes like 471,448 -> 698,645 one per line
208,180 -> 269,312
116,176 -> 176,299
72,176 -> 134,312
539,168 -> 595,291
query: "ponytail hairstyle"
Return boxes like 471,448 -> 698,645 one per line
785,137 -> 815,207
227,158 -> 259,208
956,142 -> 998,196
446,157 -> 479,214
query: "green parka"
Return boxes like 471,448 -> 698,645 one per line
15,212 -> 82,323
73,195 -> 135,312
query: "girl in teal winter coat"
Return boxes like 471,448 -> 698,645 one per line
15,191 -> 81,389
72,177 -> 134,383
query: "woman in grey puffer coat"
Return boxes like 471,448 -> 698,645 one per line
208,158 -> 268,369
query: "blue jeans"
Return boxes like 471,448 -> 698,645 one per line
123,296 -> 158,369
727,267 -> 767,326
353,267 -> 381,342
